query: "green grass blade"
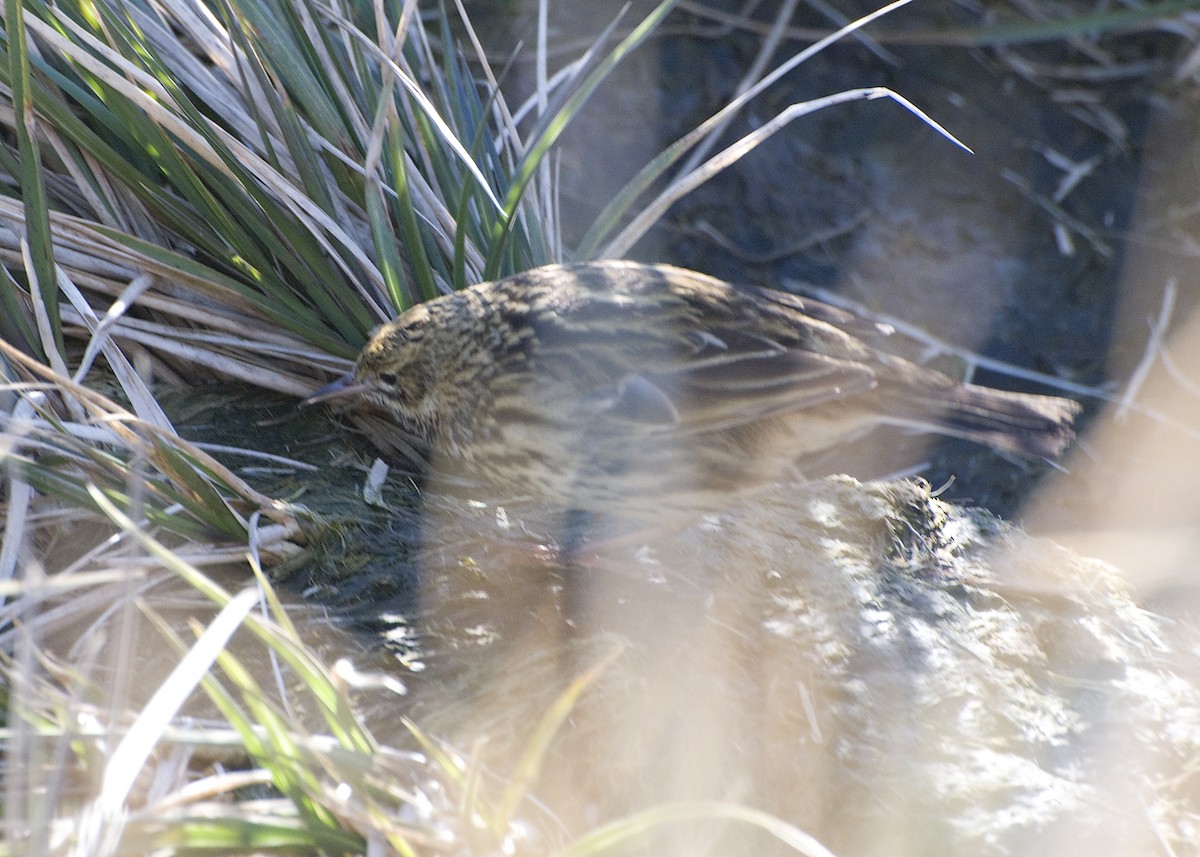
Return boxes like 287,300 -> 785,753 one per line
150,435 -> 248,537
7,0 -> 61,358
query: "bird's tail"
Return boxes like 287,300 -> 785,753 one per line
887,380 -> 1082,460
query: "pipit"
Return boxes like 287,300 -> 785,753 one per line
306,261 -> 1080,519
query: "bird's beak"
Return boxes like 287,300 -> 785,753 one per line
301,372 -> 369,407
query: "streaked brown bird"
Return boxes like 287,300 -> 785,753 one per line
306,261 -> 1080,519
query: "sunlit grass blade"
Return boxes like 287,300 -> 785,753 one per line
493,643 -> 626,836
400,717 -> 469,791
72,588 -> 263,855
140,603 -> 370,853
603,86 -> 969,258
85,485 -> 377,755
553,801 -> 840,857
576,0 -> 918,260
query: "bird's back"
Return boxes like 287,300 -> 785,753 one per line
362,261 -> 1079,519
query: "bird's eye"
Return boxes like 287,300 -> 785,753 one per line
379,372 -> 398,386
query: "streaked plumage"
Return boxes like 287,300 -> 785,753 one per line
307,261 -> 1080,517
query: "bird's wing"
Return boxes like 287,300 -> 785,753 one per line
519,265 -> 881,433
533,323 -> 877,434
644,325 -> 879,434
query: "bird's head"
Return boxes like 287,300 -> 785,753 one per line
304,302 -> 445,433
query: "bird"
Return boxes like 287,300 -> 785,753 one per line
305,260 -> 1081,521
